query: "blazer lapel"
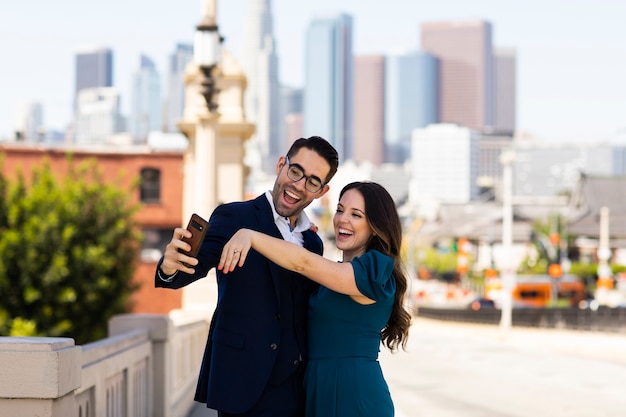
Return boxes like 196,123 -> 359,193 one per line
253,195 -> 283,305
302,230 -> 321,254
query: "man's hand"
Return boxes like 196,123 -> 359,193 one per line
160,227 -> 199,275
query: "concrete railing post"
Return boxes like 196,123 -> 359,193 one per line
0,337 -> 81,417
109,314 -> 173,417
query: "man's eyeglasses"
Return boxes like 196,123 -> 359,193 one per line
284,156 -> 325,193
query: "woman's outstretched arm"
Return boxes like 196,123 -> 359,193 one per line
218,229 -> 366,298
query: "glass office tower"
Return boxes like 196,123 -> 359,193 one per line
385,50 -> 439,163
303,13 -> 353,161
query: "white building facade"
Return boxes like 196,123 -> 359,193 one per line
513,141 -> 626,196
75,87 -> 124,145
410,123 -> 480,205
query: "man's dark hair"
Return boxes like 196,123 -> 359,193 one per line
286,136 -> 339,184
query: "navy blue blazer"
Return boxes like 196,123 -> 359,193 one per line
155,194 -> 321,413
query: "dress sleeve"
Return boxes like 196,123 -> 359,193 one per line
350,250 -> 396,301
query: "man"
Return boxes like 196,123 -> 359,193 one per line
155,136 -> 339,417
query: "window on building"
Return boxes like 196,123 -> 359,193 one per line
141,228 -> 172,262
140,167 -> 160,203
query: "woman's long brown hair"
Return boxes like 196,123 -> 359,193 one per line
339,181 -> 412,351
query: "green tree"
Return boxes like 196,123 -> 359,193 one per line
0,156 -> 141,344
420,246 -> 459,278
519,215 -> 568,275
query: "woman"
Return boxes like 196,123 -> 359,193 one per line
219,181 -> 412,417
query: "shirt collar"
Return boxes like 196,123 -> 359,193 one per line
264,190 -> 312,232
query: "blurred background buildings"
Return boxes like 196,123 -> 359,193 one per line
2,0 -> 626,312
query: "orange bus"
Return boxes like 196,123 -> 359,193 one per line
485,274 -> 586,308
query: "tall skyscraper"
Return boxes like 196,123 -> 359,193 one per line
421,21 -> 494,132
74,47 -> 113,110
279,86 -> 303,149
13,100 -> 43,142
385,50 -> 439,163
303,14 -> 353,161
165,43 -> 193,132
130,54 -> 162,142
240,0 -> 281,176
493,48 -> 517,135
284,113 -> 303,148
353,55 -> 385,165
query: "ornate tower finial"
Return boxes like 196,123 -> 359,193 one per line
198,0 -> 217,29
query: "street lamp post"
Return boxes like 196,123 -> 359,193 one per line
499,150 -> 516,332
596,206 -> 613,303
179,0 -> 254,219
180,0 -> 223,221
176,0 -> 254,312
194,0 -> 221,112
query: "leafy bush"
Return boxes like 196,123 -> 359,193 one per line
0,156 -> 141,343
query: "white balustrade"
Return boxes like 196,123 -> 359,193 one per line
0,313 -> 210,417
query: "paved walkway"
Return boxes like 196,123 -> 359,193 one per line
381,318 -> 626,416
187,317 -> 626,416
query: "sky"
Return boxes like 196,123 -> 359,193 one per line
1,0 -> 626,143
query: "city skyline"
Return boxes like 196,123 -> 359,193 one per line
1,0 -> 625,143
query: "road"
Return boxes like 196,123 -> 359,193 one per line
190,317 -> 626,417
381,317 -> 626,417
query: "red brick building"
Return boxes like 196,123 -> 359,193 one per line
1,143 -> 186,314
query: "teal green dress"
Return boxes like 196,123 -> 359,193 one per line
304,250 -> 396,417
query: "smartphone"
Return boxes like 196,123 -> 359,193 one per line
178,213 -> 209,267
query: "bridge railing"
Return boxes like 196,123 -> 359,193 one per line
0,313 -> 209,417
416,305 -> 626,332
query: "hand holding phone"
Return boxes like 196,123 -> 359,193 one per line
179,213 -> 209,267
